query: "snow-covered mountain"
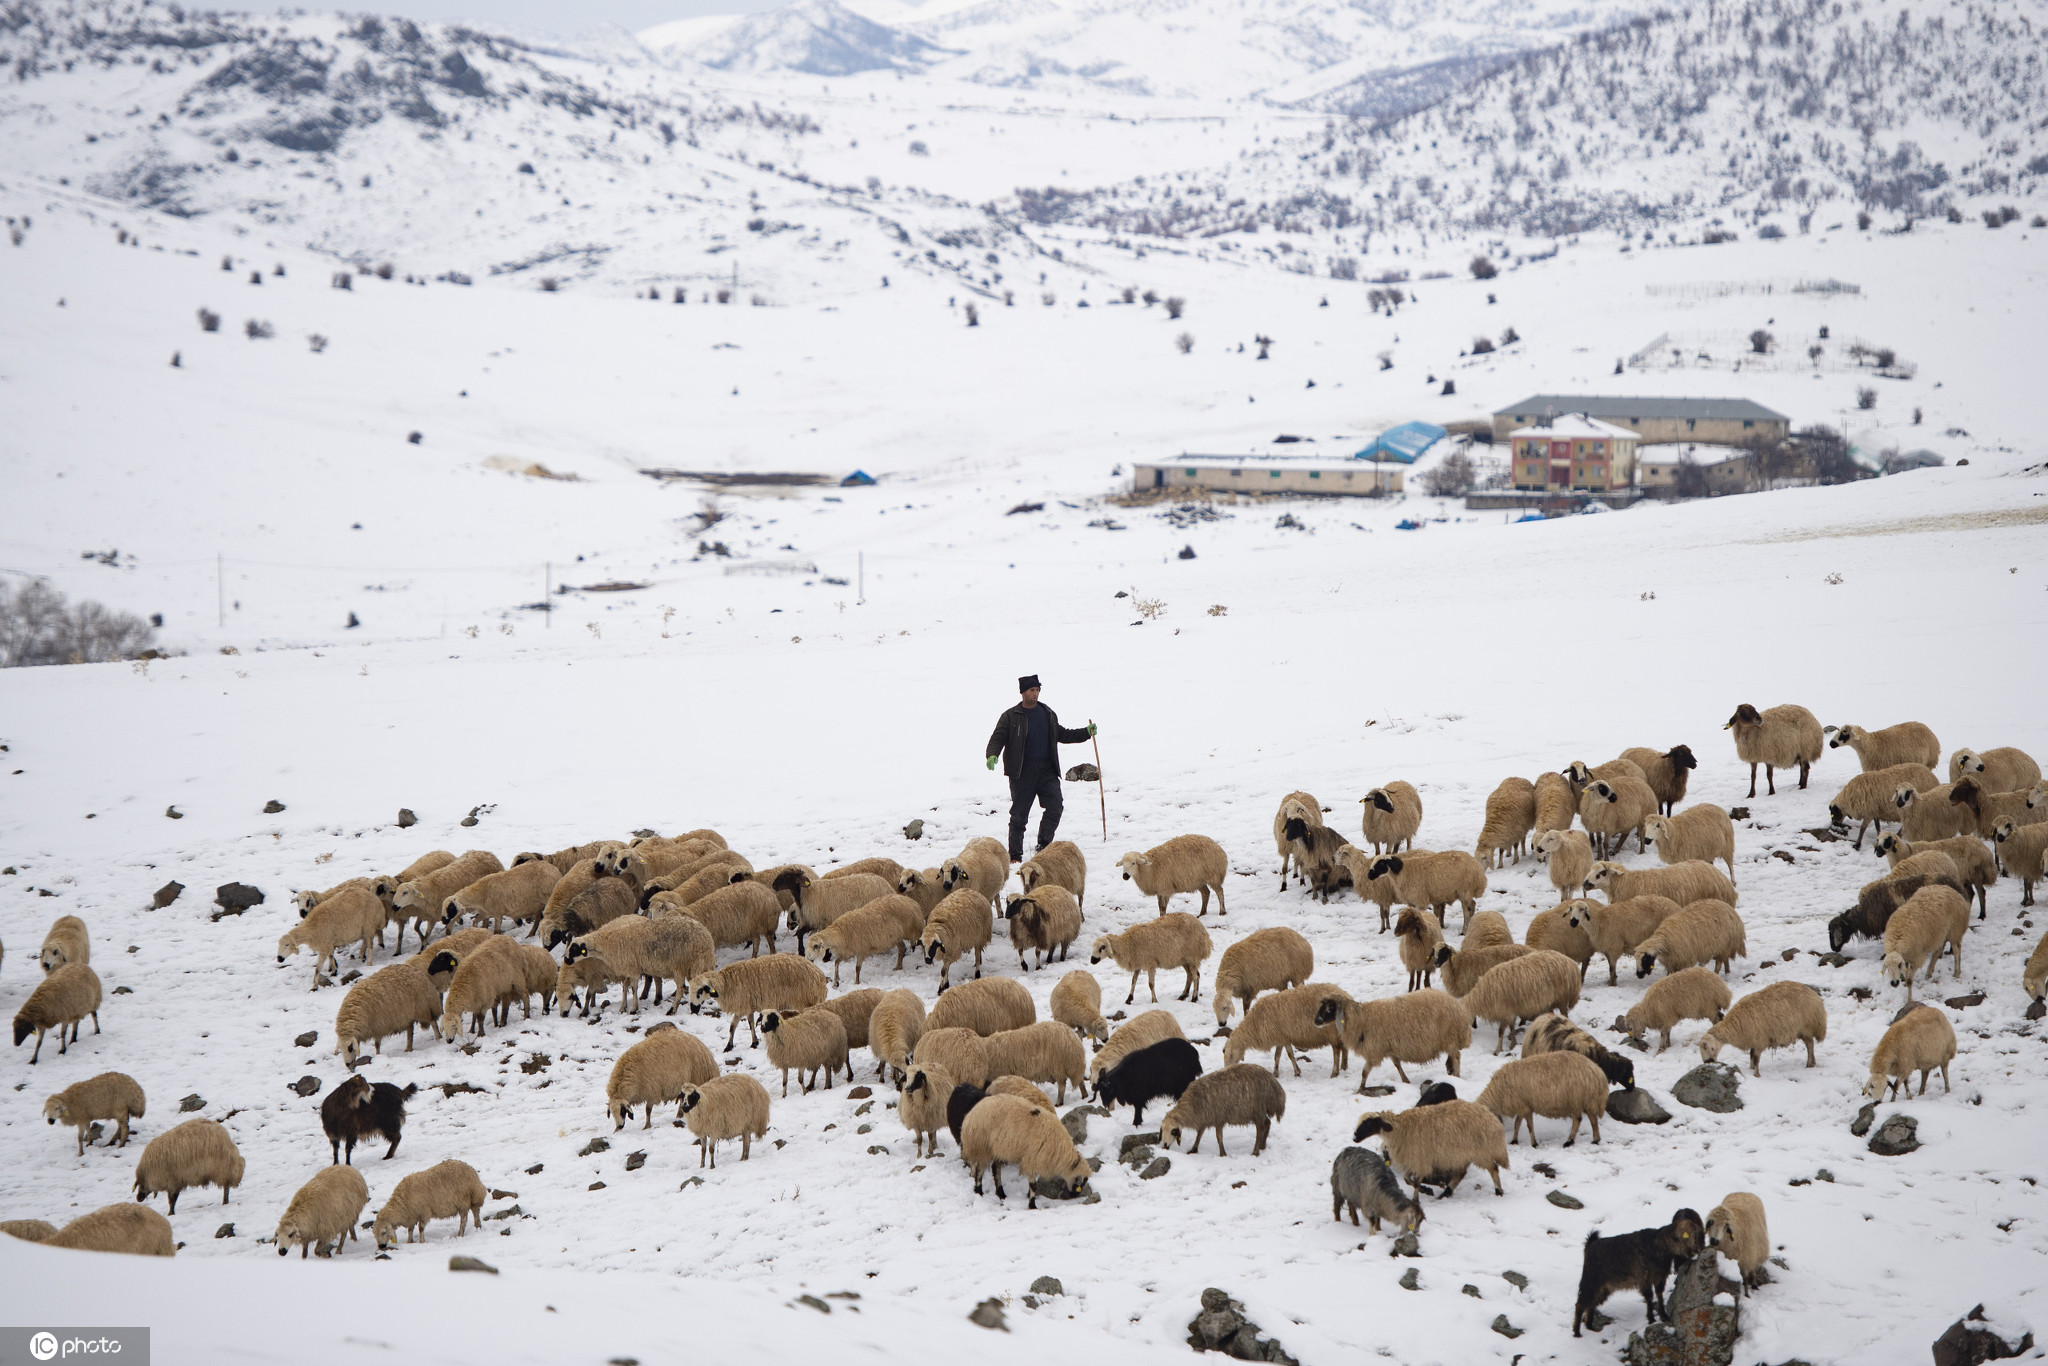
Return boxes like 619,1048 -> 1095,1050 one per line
669,0 -> 950,76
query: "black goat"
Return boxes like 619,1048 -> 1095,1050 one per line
1828,870 -> 1963,952
945,1081 -> 988,1144
1573,1207 -> 1703,1337
320,1074 -> 416,1165
1093,1037 -> 1201,1124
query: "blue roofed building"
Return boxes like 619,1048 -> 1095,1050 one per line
1354,421 -> 1446,464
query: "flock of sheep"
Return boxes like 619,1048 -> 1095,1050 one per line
5,704 -> 2046,1340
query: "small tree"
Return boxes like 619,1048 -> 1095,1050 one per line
1120,286 -> 1136,303
1798,425 -> 1859,484
540,277 -> 560,293
244,318 -> 274,339
1420,450 -> 1475,496
1673,454 -> 1709,499
307,333 -> 328,353
1142,289 -> 1159,305
1873,347 -> 1896,369
1469,255 -> 1497,280
1164,296 -> 1185,319
197,308 -> 220,332
1500,325 -> 1519,346
963,302 -> 979,326
1749,329 -> 1773,354
374,262 -> 395,280
1856,385 -> 1877,410
1175,332 -> 1194,354
1377,351 -> 1393,370
1807,344 -> 1823,363
1856,211 -> 1872,231
1471,336 -> 1495,355
0,578 -> 155,667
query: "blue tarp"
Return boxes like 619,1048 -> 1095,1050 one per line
1354,421 -> 1446,464
840,470 -> 877,486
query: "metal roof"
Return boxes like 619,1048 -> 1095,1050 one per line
1353,420 -> 1446,463
1507,415 -> 1639,441
1493,394 -> 1789,422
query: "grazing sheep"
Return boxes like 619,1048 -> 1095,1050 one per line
1724,703 -> 1825,798
1476,1050 -> 1608,1147
1089,913 -> 1214,1005
1433,942 -> 1535,999
1524,904 -> 1595,982
1459,910 -> 1513,953
1475,777 -> 1537,868
1394,908 -> 1447,992
1116,834 -> 1230,917
133,1118 -> 243,1213
868,988 -> 926,1081
1827,857 -> 1969,952
514,840 -> 624,875
939,837 -> 1012,912
1829,763 -> 1942,849
391,850 -> 503,942
960,1094 -> 1091,1208
1705,1193 -> 1770,1296
911,1026 -> 993,1088
1004,885 -> 1084,970
334,961 -> 442,1067
1564,757 -> 1647,796
622,841 -> 730,890
44,1072 -> 146,1155
2022,929 -> 2048,1004
1949,747 -> 2044,795
1359,781 -> 1424,854
1338,845 -> 1429,933
277,886 -> 385,986
1330,1146 -> 1425,1236
1051,970 -> 1110,1044
13,962 -> 103,1063
442,860 -> 559,937
896,867 -> 951,920
667,879 -> 781,957
1,1220 -> 57,1243
321,1074 -> 415,1163
1367,850 -> 1487,931
1830,721 -> 1942,773
784,871 -> 894,956
1018,840 -> 1087,910
806,896 -> 918,986
411,928 -> 494,989
1949,777 -> 2048,856
539,876 -> 636,952
808,988 -> 883,1053
555,952 -> 620,1021
648,852 -> 755,907
1994,819 -> 2048,907
927,976 -> 1036,1036
921,888 -> 995,990
1580,774 -> 1659,859
532,858 -> 603,940
1281,817 -> 1353,903
679,1075 -> 772,1169
1159,1063 -> 1287,1156
569,916 -> 713,1013
1521,1012 -> 1635,1088
1352,1099 -> 1510,1199
983,1021 -> 1089,1103
989,1076 -> 1056,1108
823,856 -> 909,886
1273,790 -> 1324,890
607,1028 -> 717,1128
1465,950 -> 1582,1053
1894,783 -> 1980,844
1584,860 -> 1738,908
1316,990 -> 1470,1088
44,1204 -> 175,1257
373,1159 -> 486,1246
1699,981 -> 1827,1075
1088,1009 -> 1188,1082
1619,745 -> 1698,816
1864,1003 -> 1956,1100
433,934 -> 525,1039
275,1165 -> 370,1259
1536,830 -> 1595,907
1573,1210 -> 1705,1336
1212,927 -> 1315,1025
1634,900 -> 1748,979
1882,885 -> 1970,1000
1092,1036 -> 1201,1123
899,1063 -> 957,1156
1885,832 -> 1999,917
1643,805 -> 1738,883
1533,771 -> 1577,837
762,1009 -> 850,1096
1624,967 -> 1732,1053
39,914 -> 90,972
689,954 -> 829,1049
1224,983 -> 1352,1077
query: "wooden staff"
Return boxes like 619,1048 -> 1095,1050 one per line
1092,731 -> 1107,840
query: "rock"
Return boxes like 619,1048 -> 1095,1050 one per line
853,1101 -> 874,1116
1782,947 -> 1798,961
1177,544 -> 1197,560
1140,1157 -> 1171,1180
866,1145 -> 890,1155
212,882 -> 265,915
1061,1109 -> 1089,1145
1945,992 -> 1985,1009
1546,1190 -> 1584,1210
1607,1088 -> 1672,1125
1065,763 -> 1102,782
1502,1271 -> 1528,1290
847,1085 -> 873,1099
1462,1284 -> 1482,1298
1491,1315 -> 1523,1339
520,1053 -> 550,1075
165,806 -> 183,820
624,1151 -> 646,1171
263,799 -> 286,814
1868,1114 -> 1920,1156
1119,1133 -> 1156,1161
968,1298 -> 1008,1331
1816,952 -> 1852,968
1031,1176 -> 1087,1202
1728,807 -> 1750,821
294,1030 -> 318,1048
151,880 -> 184,908
339,969 -> 361,984
587,1181 -> 605,1191
112,986 -> 132,995
1398,1268 -> 1420,1290
856,1123 -> 873,1134
1390,1232 -> 1421,1259
1583,1308 -> 1613,1331
1623,1250 -> 1740,1365
1931,1304 -> 2035,1366
1187,1288 -> 1299,1365
1358,1084 -> 1397,1098
440,1082 -> 484,1096
460,806 -> 480,828
1672,1062 -> 1743,1113
1030,1276 -> 1064,1297
525,1163 -> 544,1175
2028,998 -> 2046,1020
1771,850 -> 1794,864
214,1223 -> 235,1239
396,808 -> 417,828
448,1256 -> 498,1274
1621,1033 -> 1650,1053
289,1076 -> 321,1097
796,1294 -> 830,1314
1532,1162 -> 1558,1179
1850,1101 -> 1877,1136
577,1137 -> 610,1157
902,819 -> 924,841
179,1094 -> 205,1112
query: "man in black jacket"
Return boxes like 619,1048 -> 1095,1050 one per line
985,674 -> 1096,863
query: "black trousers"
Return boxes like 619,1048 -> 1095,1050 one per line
1008,765 -> 1063,860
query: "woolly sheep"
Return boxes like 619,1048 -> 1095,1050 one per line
1116,834 -> 1230,917
1224,982 -> 1352,1077
1567,895 -> 1685,984
927,975 -> 1036,1036
1475,776 -> 1536,868
896,867 -> 951,919
784,870 -> 894,955
679,1075 -> 772,1168
989,1076 -> 1056,1108
1633,899 -> 1747,979
1353,1099 -> 1510,1199
1827,855 -> 1970,952
982,1021 -> 1088,1103
1393,908 -> 1446,992
1464,950 -> 1582,1053
382,850 -> 457,913
1521,1012 -> 1635,1089
1338,844 -> 1428,933
1330,1146 -> 1425,1237
442,860 -> 559,936
1004,885 -> 1084,970
939,836 -> 1012,911
532,857 -> 603,935
2023,929 -> 2048,1004
1894,783 -> 1980,844
1948,777 -> 2048,854
689,954 -> 829,1049
13,962 -> 103,1063
294,878 -> 390,949
275,1165 -> 370,1259
44,1204 -> 175,1257
410,927 -> 494,987
569,916 -> 711,1013
921,888 -> 995,990
556,955 -> 619,1019
1018,839 -> 1087,910
1643,804 -> 1737,883
1088,1008 -> 1188,1082
1584,859 -> 1738,908
899,1062 -> 956,1156
1281,816 -> 1352,904
1476,1050 -> 1608,1147
807,988 -> 883,1053
647,851 -> 754,906
1532,771 -> 1577,837
321,1075 -> 414,1164
373,1159 -> 486,1246
1367,850 -> 1487,931
1,1220 -> 57,1243
1994,819 -> 2048,908
1579,774 -> 1658,860
1830,721 -> 1942,773
1699,981 -> 1827,1075
1089,912 -> 1214,1005
1828,762 -> 1941,849
1705,1193 -> 1771,1296
607,1027 -> 717,1128
1619,745 -> 1698,816
39,914 -> 89,972
667,879 -> 781,957
44,1071 -> 145,1156
1881,885 -> 1969,1000
513,840 -> 623,875
1563,757 -> 1646,796
539,877 -> 637,952
762,1009 -> 850,1096
1433,942 -> 1535,999
1359,781 -> 1423,854
868,988 -> 926,1081
1864,1002 -> 1956,1100
1949,746 -> 2043,795
1051,970 -> 1110,1044
805,896 -> 918,986
277,885 -> 385,987
1524,904 -> 1595,982
434,934 -> 525,1039
911,1026 -> 993,1088
620,840 -> 726,890
1623,966 -> 1731,1053
1212,926 -> 1315,1025
1159,1063 -> 1287,1156
334,961 -> 441,1067
1536,830 -> 1595,907
1315,989 -> 1470,1088
960,1094 -> 1091,1207
1877,833 -> 1999,904
133,1117 -> 243,1213
1460,910 -> 1513,954
1092,1036 -> 1201,1124
1724,702 -> 1825,798
1273,790 -> 1323,890
390,850 -> 503,940
823,856 -> 909,885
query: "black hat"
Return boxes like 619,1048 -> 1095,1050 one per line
1018,675 -> 1041,692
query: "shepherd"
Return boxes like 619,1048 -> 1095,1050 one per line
985,675 -> 1096,864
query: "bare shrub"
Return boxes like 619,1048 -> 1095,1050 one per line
908,141 -> 929,156
1041,291 -> 1056,306
1469,255 -> 1497,280
1206,604 -> 1227,617
374,262 -> 395,280
1856,212 -> 1872,231
1132,596 -> 1167,621
244,318 -> 274,339
715,287 -> 732,304
964,302 -> 979,326
1471,336 -> 1495,355
1856,386 -> 1877,410
1164,296 -> 1185,319
307,333 -> 328,353
1798,425 -> 1860,485
1873,347 -> 1896,369
1142,289 -> 1159,305
751,293 -> 767,306
1120,286 -> 1136,303
1500,325 -> 1519,346
1175,332 -> 1194,354
1420,450 -> 1475,496
1749,329 -> 1773,354
0,579 -> 155,667
540,277 -> 560,292
197,308 -> 220,332
331,272 -> 352,290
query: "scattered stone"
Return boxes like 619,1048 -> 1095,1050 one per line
587,1181 -> 606,1191
867,1144 -> 890,1156
1672,1062 -> 1743,1113
1849,987 -> 1874,1002
215,1224 -> 235,1239
263,799 -> 286,814
795,1294 -> 830,1314
856,1123 -> 873,1135
1622,1249 -> 1739,1365
1817,952 -> 1852,968
1140,1157 -> 1171,1180
1065,763 -> 1102,782
1491,1314 -> 1523,1339
339,969 -> 362,985
629,828 -> 659,840
1621,1032 -> 1650,1053
848,1085 -> 873,1099
1932,1304 -> 2035,1366
2027,999 -> 2046,1021
289,1076 -> 322,1098
113,985 -> 132,995
1771,850 -> 1794,864
165,806 -> 183,820
1032,1175 -> 1088,1201
1061,1109 -> 1089,1144
484,1205 -> 523,1221
854,1101 -> 874,1116
449,1256 -> 498,1274
624,1151 -> 646,1171
1119,1134 -> 1156,1166
294,1030 -> 318,1048
520,1053 -> 550,1075
1546,1190 -> 1584,1210
578,1137 -> 611,1157
1787,1177 -> 1810,1187
490,1189 -> 518,1200
396,808 -> 417,828
1727,807 -> 1750,822
1187,1288 -> 1298,1365
179,1094 -> 205,1112
151,881 -> 184,909
1462,1284 -> 1482,1298
1868,1114 -> 1920,1156
1945,992 -> 1986,1009
902,819 -> 924,841
525,1163 -> 544,1175
1390,1231 -> 1421,1259
460,807 -> 480,828
1358,1084 -> 1397,1098
1800,825 -> 1838,842
1502,1271 -> 1528,1290
679,1176 -> 703,1189
1531,1162 -> 1558,1179
212,882 -> 265,917
1030,1276 -> 1064,1297
1781,947 -> 1798,961
1607,1088 -> 1672,1125
1398,1268 -> 1420,1290
440,1082 -> 484,1097
968,1298 -> 1008,1331
1816,1169 -> 1834,1183
1582,1308 -> 1613,1331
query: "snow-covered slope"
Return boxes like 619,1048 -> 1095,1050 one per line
679,0 -> 950,75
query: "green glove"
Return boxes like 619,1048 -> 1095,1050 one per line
1088,721 -> 1098,737
986,755 -> 998,771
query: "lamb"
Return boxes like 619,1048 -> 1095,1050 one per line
277,885 -> 385,986
1315,990 -> 1470,1088
442,860 -> 559,936
274,1165 -> 370,1258
1998,820 -> 2048,906
390,850 -> 503,942
1352,1099 -> 1510,1199
1088,1009 -> 1188,1083
762,1009 -> 850,1096
1829,721 -> 1942,773
1881,885 -> 1970,1000
1330,1146 -> 1426,1237
1089,912 -> 1214,1005
2024,929 -> 2048,1005
1619,745 -> 1698,816
1633,899 -> 1747,979
920,888 -> 995,990
808,987 -> 883,1053
44,1071 -> 146,1155
1521,1012 -> 1635,1088
1051,970 -> 1110,1043
133,1118 -> 244,1213
1116,834 -> 1230,917
1699,981 -> 1827,1075
1004,885 -> 1084,970
1091,1036 -> 1201,1123
1460,910 -> 1513,953
1212,926 -> 1315,1024
1724,702 -> 1825,798
899,1062 -> 957,1156
1359,781 -> 1423,853
434,935 -> 526,1039
1432,942 -> 1534,999
1476,1050 -> 1609,1147
1393,908 -> 1446,991
538,877 -> 637,951
13,962 -> 103,1063
1,1220 -> 57,1243
1948,777 -> 2048,852
1584,859 -> 1738,908
1532,771 -> 1577,837
939,836 -> 1012,911
667,879 -> 781,957
868,988 -> 926,1081
1338,845 -> 1428,933
1535,830 -> 1595,907
38,914 -> 89,972
1474,777 -> 1536,868
1579,774 -> 1658,859
43,1204 -> 176,1257
1223,983 -> 1352,1078
1281,816 -> 1353,903
1464,950 -> 1583,1052
1018,839 -> 1087,910
982,1021 -> 1089,1103
1158,1063 -> 1287,1156
1272,790 -> 1324,890
910,1026 -> 992,1088
689,954 -> 829,1049
1894,783 -> 1980,844
334,961 -> 442,1066
372,1159 -> 487,1246
513,840 -> 623,875
1704,1193 -> 1770,1296
1643,804 -> 1738,883
1366,850 -> 1487,931
321,1074 -> 415,1163
1949,746 -> 2043,795
679,1074 -> 772,1168
1828,762 -> 1941,849
960,1094 -> 1091,1207
805,895 -> 918,986
927,975 -> 1036,1035
1573,1209 -> 1705,1336
607,1027 -> 718,1128
1524,904 -> 1595,982
784,871 -> 894,955
1623,967 -> 1732,1053
1864,1002 -> 1956,1100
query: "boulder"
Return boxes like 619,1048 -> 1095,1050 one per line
1849,1103 -> 1877,1137
1672,1062 -> 1743,1113
1931,1304 -> 2034,1366
968,1299 -> 1007,1332
396,808 -> 418,828
449,1256 -> 498,1274
151,880 -> 184,909
1187,1289 -> 1299,1365
1607,1088 -> 1673,1125
1030,1277 -> 1064,1297
1868,1114 -> 1920,1156
212,882 -> 265,917
1623,1253 -> 1740,1365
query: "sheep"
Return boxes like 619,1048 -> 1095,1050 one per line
807,988 -> 883,1053
689,954 -> 829,1049
1699,981 -> 1827,1075
1704,1193 -> 1770,1296
1476,1050 -> 1609,1147
1864,1002 -> 1956,1101
1116,834 -> 1230,917
1223,983 -> 1352,1078
294,877 -> 391,949
927,976 -> 1036,1036
1881,885 -> 1970,1000
133,1117 -> 244,1213
1949,746 -> 2044,795
13,962 -> 103,1063
1579,774 -> 1658,859
939,836 -> 1012,911
1158,1063 -> 1287,1156
1394,908 -> 1447,991
982,1021 -> 1089,1103
1623,967 -> 1731,1053
762,1009 -> 850,1096
910,1026 -> 992,1088
1088,1009 -> 1188,1082
1894,783 -> 1981,844
390,850 -> 503,942
1359,781 -> 1423,853
868,988 -> 925,1081
1460,910 -> 1513,953
277,885 -> 385,986
621,841 -> 730,890
804,896 -> 916,987
1949,777 -> 2048,855
631,847 -> 748,899
1051,970 -> 1110,1044
1330,1146 -> 1426,1237
532,858 -> 604,939
334,961 -> 442,1067
1633,899 -> 1747,979
988,1076 -> 1056,1108
1521,1012 -> 1635,1089
667,879 -> 781,957
1,1220 -> 57,1243
372,1159 -> 487,1246
899,1062 -> 956,1156
1211,927 -> 1315,1025
1572,1210 -> 1705,1337
2001,820 -> 2048,907
1830,721 -> 1942,773
44,1204 -> 176,1257
1532,770 -> 1577,837
387,848 -> 457,889
1091,1036 -> 1201,1123
39,914 -> 89,972
1535,830 -> 1594,907
1281,817 -> 1353,903
1352,1099 -> 1510,1199
1464,950 -> 1582,1053
1619,745 -> 1698,816
1018,839 -> 1087,910
1474,777 -> 1536,868
1724,702 -> 1825,798
442,860 -> 559,936
960,1094 -> 1091,1208
784,871 -> 894,955
595,914 -> 714,1013
514,840 -> 623,875
896,867 -> 951,919
539,877 -> 637,952
1338,845 -> 1430,933
1643,804 -> 1737,883
1524,904 -> 1595,982
1566,896 -> 1684,984
1272,790 -> 1324,890
606,1027 -> 717,1128
275,1165 -> 371,1259
1004,885 -> 1084,970
44,1072 -> 146,1155
921,888 -> 995,990
679,1074 -> 772,1168
2024,929 -> 2048,1005
1433,943 -> 1534,999
410,927 -> 493,987
321,1074 -> 416,1163
824,856 -> 909,886
1828,763 -> 1942,849
1315,990 -> 1470,1088
1367,850 -> 1487,931
1089,912 -> 1214,1005
1563,757 -> 1646,796
1827,856 -> 1970,952
1584,860 -> 1738,908
556,955 -> 619,1019
434,935 -> 526,1039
